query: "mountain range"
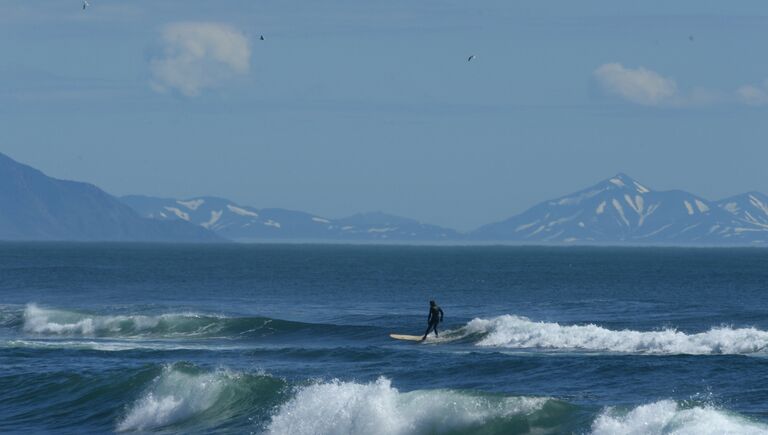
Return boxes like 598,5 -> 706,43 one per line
0,153 -> 221,242
2,151 -> 767,245
121,196 -> 460,242
473,173 -> 768,245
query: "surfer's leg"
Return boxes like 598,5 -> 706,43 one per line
434,323 -> 438,337
422,323 -> 435,340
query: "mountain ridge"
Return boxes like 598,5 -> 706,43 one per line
121,195 -> 461,242
0,153 -> 222,242
472,173 -> 768,245
2,150 -> 767,245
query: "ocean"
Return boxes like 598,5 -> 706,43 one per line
1,243 -> 767,434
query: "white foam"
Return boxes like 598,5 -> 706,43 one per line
462,315 -> 768,355
266,377 -> 547,435
117,365 -> 238,432
591,400 -> 768,435
21,304 -> 215,337
3,339 -> 247,352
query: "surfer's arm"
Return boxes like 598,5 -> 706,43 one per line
439,308 -> 444,322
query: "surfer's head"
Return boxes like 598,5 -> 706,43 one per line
430,300 -> 436,306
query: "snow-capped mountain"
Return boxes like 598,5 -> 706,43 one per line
121,196 -> 460,242
0,153 -> 221,242
472,173 -> 768,245
716,192 -> 768,229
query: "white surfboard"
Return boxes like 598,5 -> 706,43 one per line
389,333 -> 423,342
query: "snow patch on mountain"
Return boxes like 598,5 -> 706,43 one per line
226,204 -> 258,218
201,210 -> 223,229
633,181 -> 650,194
264,220 -> 281,229
596,201 -> 606,214
164,207 -> 190,221
177,199 -> 205,211
684,201 -> 694,215
695,199 -> 709,213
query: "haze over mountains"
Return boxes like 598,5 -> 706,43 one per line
474,174 -> 768,245
0,153 -> 220,242
2,152 -> 768,245
121,196 -> 459,242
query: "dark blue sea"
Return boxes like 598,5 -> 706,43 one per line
2,243 -> 768,434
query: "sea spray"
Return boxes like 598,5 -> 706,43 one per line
266,377 -> 554,435
116,363 -> 285,432
459,315 -> 768,355
590,400 -> 768,435
21,304 -> 284,338
117,365 -> 231,431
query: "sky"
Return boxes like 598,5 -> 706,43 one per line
2,1 -> 768,231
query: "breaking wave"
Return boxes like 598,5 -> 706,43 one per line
117,364 -> 284,432
115,365 -> 568,434
266,377 -> 563,435
4,361 -> 767,435
456,315 -> 768,355
18,304 -> 305,338
591,400 -> 768,435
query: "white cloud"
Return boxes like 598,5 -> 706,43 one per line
593,63 -> 678,106
736,81 -> 768,106
594,62 -> 768,108
150,22 -> 250,97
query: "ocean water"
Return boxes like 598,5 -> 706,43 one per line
1,243 -> 768,434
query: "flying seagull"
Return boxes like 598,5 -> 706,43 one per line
82,0 -> 89,10
260,35 -> 265,41
467,55 -> 476,62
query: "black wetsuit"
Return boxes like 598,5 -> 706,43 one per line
422,305 -> 444,339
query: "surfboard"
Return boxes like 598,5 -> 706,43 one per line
389,334 -> 423,342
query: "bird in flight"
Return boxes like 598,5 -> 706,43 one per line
467,55 -> 476,62
82,0 -> 89,10
260,35 -> 265,41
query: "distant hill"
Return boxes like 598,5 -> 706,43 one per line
121,196 -> 460,242
5,152 -> 767,246
715,192 -> 768,229
472,173 -> 768,245
0,153 -> 222,242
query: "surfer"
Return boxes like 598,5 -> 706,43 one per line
421,300 -> 444,341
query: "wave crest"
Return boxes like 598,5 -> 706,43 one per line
459,315 -> 768,355
591,400 -> 768,435
21,304 -> 280,338
117,363 -> 283,432
267,377 -> 556,435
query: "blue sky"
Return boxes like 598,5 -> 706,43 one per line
2,1 -> 768,230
